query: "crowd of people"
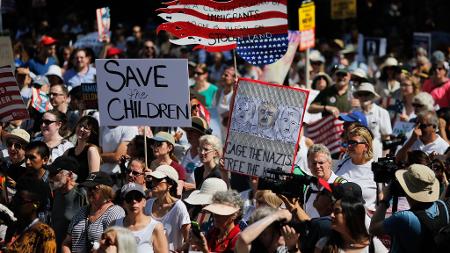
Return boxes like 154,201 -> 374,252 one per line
0,10 -> 450,253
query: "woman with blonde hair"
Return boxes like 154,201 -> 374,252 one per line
97,226 -> 138,253
391,73 -> 421,123
194,134 -> 227,189
334,126 -> 377,211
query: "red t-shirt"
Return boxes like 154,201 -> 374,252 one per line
206,225 -> 241,253
422,78 -> 450,108
170,161 -> 186,181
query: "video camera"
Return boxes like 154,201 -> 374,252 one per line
371,156 -> 405,200
258,168 -> 317,199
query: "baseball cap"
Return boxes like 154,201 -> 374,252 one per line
149,165 -> 179,183
184,178 -> 228,205
331,182 -> 365,204
334,64 -> 349,74
3,129 -> 30,144
80,172 -> 114,187
106,47 -> 123,58
395,164 -> 439,203
47,156 -> 80,176
32,75 -> 50,87
40,35 -> 57,46
151,131 -> 175,146
338,111 -> 368,127
121,182 -> 146,198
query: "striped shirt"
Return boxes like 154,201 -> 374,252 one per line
67,205 -> 125,253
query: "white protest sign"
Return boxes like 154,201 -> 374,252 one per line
392,121 -> 415,137
224,78 -> 309,177
96,59 -> 191,127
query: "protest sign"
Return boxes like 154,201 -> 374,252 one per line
73,32 -> 104,57
357,35 -> 387,58
392,121 -> 415,137
96,7 -> 111,42
0,65 -> 29,122
157,0 -> 289,65
96,59 -> 191,127
224,78 -> 309,177
413,32 -> 431,56
0,37 -> 15,70
82,83 -> 98,109
305,115 -> 344,154
330,0 -> 356,20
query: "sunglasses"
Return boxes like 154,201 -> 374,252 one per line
191,104 -> 200,110
151,141 -> 165,148
125,192 -> 144,204
197,147 -> 215,154
6,141 -> 24,150
412,103 -> 424,108
127,169 -> 144,177
42,119 -> 58,126
419,123 -> 433,129
341,140 -> 366,148
194,71 -> 205,76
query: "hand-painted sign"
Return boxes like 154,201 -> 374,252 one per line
96,7 -> 111,42
157,0 -> 289,65
96,59 -> 191,127
224,78 -> 309,177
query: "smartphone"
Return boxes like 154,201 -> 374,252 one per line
191,221 -> 202,238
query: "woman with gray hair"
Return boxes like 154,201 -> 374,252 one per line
96,226 -> 138,253
194,135 -> 227,189
190,190 -> 243,253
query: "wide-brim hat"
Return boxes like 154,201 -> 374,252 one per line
149,165 -> 179,183
381,57 -> 399,69
309,50 -> 325,63
395,164 -> 439,203
203,203 -> 240,216
184,178 -> 227,205
351,68 -> 369,81
3,129 -> 30,144
182,116 -> 211,135
340,44 -> 356,55
353,82 -> 380,99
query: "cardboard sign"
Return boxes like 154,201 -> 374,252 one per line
81,83 -> 98,109
224,78 -> 309,177
357,35 -> 387,59
96,59 -> 191,127
96,7 -> 111,42
331,0 -> 356,20
299,29 -> 315,51
0,65 -> 29,122
157,0 -> 289,65
0,37 -> 15,70
298,2 -> 315,31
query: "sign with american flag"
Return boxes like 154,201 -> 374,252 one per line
157,0 -> 288,63
304,115 -> 344,154
0,66 -> 29,122
96,7 -> 111,42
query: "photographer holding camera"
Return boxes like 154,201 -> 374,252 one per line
396,110 -> 449,163
369,164 -> 450,253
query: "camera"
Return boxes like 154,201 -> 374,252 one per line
382,135 -> 406,151
258,168 -> 317,199
371,157 -> 398,183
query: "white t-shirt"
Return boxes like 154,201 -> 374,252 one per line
100,126 -> 138,174
363,104 -> 392,159
294,137 -> 311,176
304,172 -> 346,218
410,135 -> 449,155
180,149 -> 202,184
144,199 -> 191,251
335,158 -> 377,211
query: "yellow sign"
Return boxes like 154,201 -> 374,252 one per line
331,0 -> 357,20
298,2 -> 315,32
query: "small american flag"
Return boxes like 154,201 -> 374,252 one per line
0,65 -> 29,122
157,0 -> 288,52
305,115 -> 344,154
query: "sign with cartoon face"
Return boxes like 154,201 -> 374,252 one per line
225,78 -> 309,177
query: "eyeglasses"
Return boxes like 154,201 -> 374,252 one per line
42,119 -> 58,126
412,103 -> 424,108
341,140 -> 366,148
198,147 -> 215,154
419,123 -> 433,129
124,192 -> 144,204
127,169 -> 144,177
6,141 -> 24,150
194,71 -> 205,76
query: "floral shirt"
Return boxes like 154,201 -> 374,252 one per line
7,222 -> 56,253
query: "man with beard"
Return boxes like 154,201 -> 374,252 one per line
47,156 -> 88,252
308,65 -> 353,117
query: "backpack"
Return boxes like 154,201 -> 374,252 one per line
412,199 -> 450,252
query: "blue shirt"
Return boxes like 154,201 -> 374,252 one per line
27,57 -> 57,75
63,66 -> 96,88
384,202 -> 439,253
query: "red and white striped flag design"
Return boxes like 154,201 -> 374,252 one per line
305,115 -> 344,154
157,0 -> 288,52
0,65 -> 29,122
